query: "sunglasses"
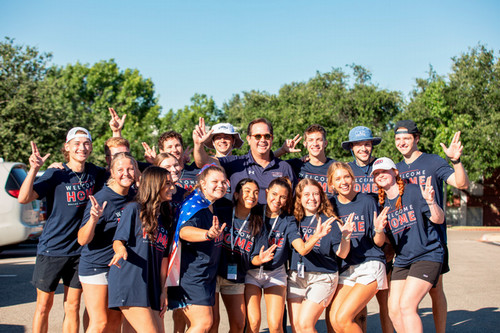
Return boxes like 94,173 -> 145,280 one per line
251,134 -> 273,140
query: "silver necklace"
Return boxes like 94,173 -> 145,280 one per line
70,169 -> 85,187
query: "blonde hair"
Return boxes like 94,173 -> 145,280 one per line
327,161 -> 355,192
107,152 -> 140,187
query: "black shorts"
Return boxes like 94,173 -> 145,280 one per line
392,261 -> 442,287
440,243 -> 450,275
32,255 -> 82,292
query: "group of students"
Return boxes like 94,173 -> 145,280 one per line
18,109 -> 468,333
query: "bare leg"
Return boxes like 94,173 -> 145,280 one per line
33,289 -> 54,333
333,282 -> 377,333
121,306 -> 161,333
81,283 -> 109,333
221,293 -> 246,333
182,304 -> 214,333
399,277 -> 433,333
296,299 -> 327,333
263,285 -> 286,333
245,284 -> 263,333
173,309 -> 188,333
376,289 -> 394,333
209,292 -> 220,333
62,286 -> 82,333
388,280 -> 406,333
428,275 -> 447,333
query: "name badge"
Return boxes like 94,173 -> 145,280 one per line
227,264 -> 237,280
297,261 -> 305,278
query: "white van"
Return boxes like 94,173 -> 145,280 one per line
0,158 -> 44,248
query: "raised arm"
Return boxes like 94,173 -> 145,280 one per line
18,141 -> 49,204
179,215 -> 226,242
109,107 -> 127,138
291,216 -> 333,256
273,134 -> 302,158
421,176 -> 445,224
193,117 -> 219,168
373,207 -> 389,247
78,196 -> 107,245
336,213 -> 355,259
441,131 -> 469,190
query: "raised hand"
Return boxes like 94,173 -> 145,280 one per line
339,212 -> 355,239
89,195 -> 107,220
47,162 -> 64,170
420,176 -> 435,204
142,142 -> 157,164
258,244 -> 278,264
281,134 -> 302,154
373,206 -> 389,230
182,146 -> 193,165
109,107 -> 127,134
192,117 -> 214,146
29,141 -> 50,171
206,216 -> 226,240
440,131 -> 463,161
313,216 -> 334,238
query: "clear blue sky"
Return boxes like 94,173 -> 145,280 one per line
1,1 -> 499,113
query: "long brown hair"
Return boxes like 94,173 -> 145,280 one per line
267,177 -> 293,215
137,166 -> 172,241
293,178 -> 337,222
377,172 -> 405,210
233,178 -> 263,237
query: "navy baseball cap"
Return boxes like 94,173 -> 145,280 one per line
341,126 -> 382,151
394,120 -> 420,135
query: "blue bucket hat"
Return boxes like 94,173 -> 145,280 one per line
341,126 -> 382,151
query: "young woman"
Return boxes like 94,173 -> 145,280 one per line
18,127 -> 107,333
371,157 -> 444,333
213,179 -> 276,333
108,166 -> 175,333
168,165 -> 228,332
77,153 -> 139,333
154,152 -> 187,209
245,177 -> 333,333
287,178 -> 353,333
326,162 -> 389,333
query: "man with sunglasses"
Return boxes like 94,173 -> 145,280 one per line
193,117 -> 296,204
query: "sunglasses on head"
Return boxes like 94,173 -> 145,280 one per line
251,134 -> 273,140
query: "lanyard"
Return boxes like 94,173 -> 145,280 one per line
231,208 -> 250,252
264,207 -> 280,241
301,214 -> 317,241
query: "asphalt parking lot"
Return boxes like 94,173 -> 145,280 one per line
1,228 -> 499,332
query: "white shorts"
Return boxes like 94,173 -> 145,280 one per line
216,276 -> 245,295
245,265 -> 287,289
287,271 -> 338,307
339,260 -> 388,290
79,271 -> 109,285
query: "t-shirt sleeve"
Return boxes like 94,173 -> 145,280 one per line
32,168 -> 57,199
433,155 -> 454,183
113,203 -> 137,243
80,200 -> 93,228
181,211 -> 205,230
286,217 -> 301,246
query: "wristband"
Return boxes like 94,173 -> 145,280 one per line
374,228 -> 384,234
205,232 -> 213,241
342,235 -> 350,241
450,158 -> 461,165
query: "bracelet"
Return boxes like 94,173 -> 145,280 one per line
205,232 -> 213,241
342,235 -> 350,241
374,228 -> 384,233
450,158 -> 461,165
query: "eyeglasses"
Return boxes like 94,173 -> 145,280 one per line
251,134 -> 273,140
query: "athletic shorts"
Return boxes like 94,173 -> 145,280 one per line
32,255 -> 81,292
245,265 -> 287,289
216,276 -> 245,295
339,260 -> 388,290
287,271 -> 338,307
439,243 -> 450,275
392,261 -> 442,287
79,271 -> 109,285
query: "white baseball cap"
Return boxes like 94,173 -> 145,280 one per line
66,127 -> 92,143
370,157 -> 397,175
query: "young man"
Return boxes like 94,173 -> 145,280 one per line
19,128 -> 107,333
193,117 -> 296,204
205,122 -> 244,157
157,130 -> 200,191
394,119 -> 469,333
275,124 -> 336,197
341,126 -> 381,195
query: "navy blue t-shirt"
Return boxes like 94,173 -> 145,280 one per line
177,162 -> 200,191
383,184 -> 444,267
33,163 -> 107,256
252,214 -> 300,271
396,153 -> 454,243
287,158 -> 336,198
290,213 -> 342,273
348,159 -> 379,196
331,193 -> 385,269
219,152 -> 297,205
177,207 -> 224,306
108,202 -> 169,311
171,185 -> 187,217
218,207 -> 266,283
79,185 -> 135,276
